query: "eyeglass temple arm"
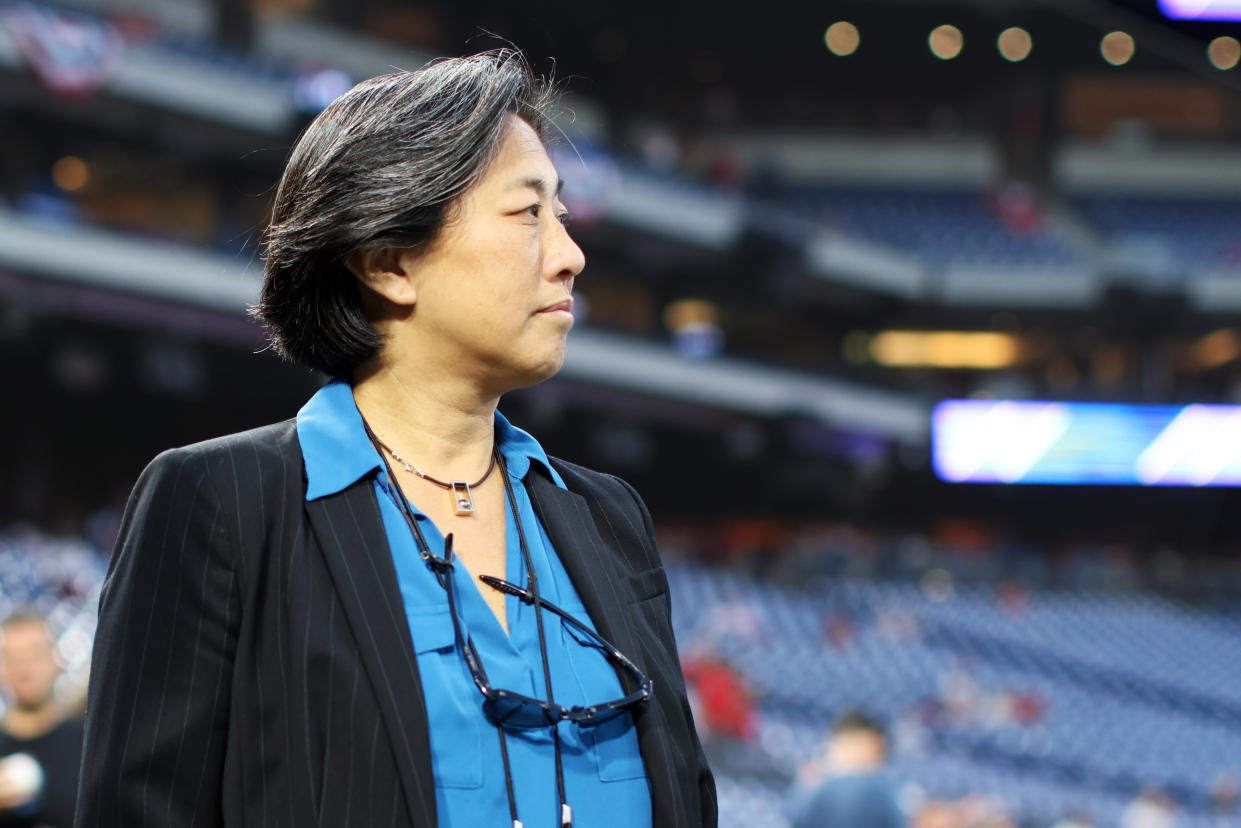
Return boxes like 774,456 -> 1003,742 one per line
479,574 -> 651,692
479,575 -> 617,644
479,574 -> 528,601
480,576 -> 570,623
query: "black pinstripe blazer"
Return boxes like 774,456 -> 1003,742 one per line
75,418 -> 716,827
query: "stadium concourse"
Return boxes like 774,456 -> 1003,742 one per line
3,1 -> 1241,826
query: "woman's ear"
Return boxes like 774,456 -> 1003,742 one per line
346,247 -> 419,307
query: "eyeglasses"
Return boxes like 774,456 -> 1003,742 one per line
427,537 -> 653,730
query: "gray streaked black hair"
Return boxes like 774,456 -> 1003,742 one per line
253,49 -> 560,376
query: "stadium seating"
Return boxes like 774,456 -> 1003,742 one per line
1075,194 -> 1241,275
666,558 -> 1241,827
789,185 -> 1085,270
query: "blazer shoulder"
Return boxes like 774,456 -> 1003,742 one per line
126,419 -> 305,581
137,418 -> 303,508
547,455 -> 659,561
547,455 -> 639,506
149,418 -> 299,471
164,418 -> 299,460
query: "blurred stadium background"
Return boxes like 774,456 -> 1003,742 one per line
2,0 -> 1241,825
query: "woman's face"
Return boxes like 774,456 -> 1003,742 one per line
396,116 -> 585,393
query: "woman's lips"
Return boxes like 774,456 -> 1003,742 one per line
538,299 -> 574,314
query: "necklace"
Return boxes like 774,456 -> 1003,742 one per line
368,431 -> 498,517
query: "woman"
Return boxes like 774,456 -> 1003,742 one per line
76,50 -> 716,828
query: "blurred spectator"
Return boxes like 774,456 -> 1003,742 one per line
985,181 -> 1044,235
1006,689 -> 1047,727
822,612 -> 854,651
939,658 -> 980,724
681,652 -> 757,742
914,795 -> 1015,828
1122,788 -> 1178,828
1209,771 -> 1238,822
787,711 -> 905,828
912,800 -> 956,828
0,612 -> 82,828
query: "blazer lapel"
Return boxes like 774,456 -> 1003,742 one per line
527,467 -> 685,827
304,477 -> 438,825
525,468 -> 641,682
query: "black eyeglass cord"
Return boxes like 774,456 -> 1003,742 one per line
362,417 -> 571,828
504,466 -> 572,828
497,723 -> 520,826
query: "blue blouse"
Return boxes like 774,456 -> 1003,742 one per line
297,380 -> 652,828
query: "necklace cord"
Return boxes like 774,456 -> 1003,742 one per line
370,432 -> 497,490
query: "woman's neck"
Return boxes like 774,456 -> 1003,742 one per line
351,360 -> 498,480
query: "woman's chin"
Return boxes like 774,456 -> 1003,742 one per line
507,348 -> 566,391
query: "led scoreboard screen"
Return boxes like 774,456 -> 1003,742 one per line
932,400 -> 1241,486
1159,0 -> 1241,21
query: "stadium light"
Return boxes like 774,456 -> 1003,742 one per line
929,25 -> 964,60
870,331 -> 1021,369
824,21 -> 860,57
997,27 -> 1033,62
1209,36 -> 1241,69
1185,329 -> 1241,370
52,156 -> 89,191
1101,31 -> 1135,65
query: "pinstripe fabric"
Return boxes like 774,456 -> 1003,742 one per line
77,420 -> 716,828
530,462 -> 717,828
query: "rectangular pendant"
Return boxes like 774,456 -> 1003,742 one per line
561,803 -> 573,827
450,481 -> 475,516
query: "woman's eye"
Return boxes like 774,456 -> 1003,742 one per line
520,204 -> 570,225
